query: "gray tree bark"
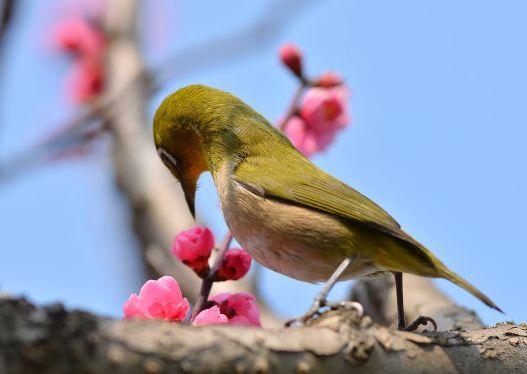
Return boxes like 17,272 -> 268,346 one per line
0,296 -> 525,374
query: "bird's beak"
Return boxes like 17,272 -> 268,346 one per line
182,179 -> 196,218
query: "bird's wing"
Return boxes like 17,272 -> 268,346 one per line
234,154 -> 406,238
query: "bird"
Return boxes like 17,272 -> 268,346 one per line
153,84 -> 502,330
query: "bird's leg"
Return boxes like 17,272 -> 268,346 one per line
393,272 -> 438,332
394,271 -> 407,329
285,256 -> 363,327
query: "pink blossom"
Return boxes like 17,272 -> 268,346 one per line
123,276 -> 190,321
52,17 -> 106,55
279,43 -> 303,77
192,305 -> 229,326
65,56 -> 104,103
172,226 -> 215,276
283,116 -> 336,157
300,86 -> 350,133
216,248 -> 252,281
211,292 -> 261,327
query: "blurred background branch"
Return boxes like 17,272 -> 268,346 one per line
0,0 -> 15,53
0,0 -> 16,136
0,0 -> 316,185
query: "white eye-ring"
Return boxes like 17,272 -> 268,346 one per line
157,147 -> 178,167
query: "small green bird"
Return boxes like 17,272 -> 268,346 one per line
153,84 -> 501,330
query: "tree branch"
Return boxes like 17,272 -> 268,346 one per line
0,297 -> 524,373
103,0 -> 198,297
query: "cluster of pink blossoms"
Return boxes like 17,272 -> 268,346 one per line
279,44 -> 351,157
124,227 -> 260,326
52,16 -> 106,103
172,227 -> 252,281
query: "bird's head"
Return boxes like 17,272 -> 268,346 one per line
153,84 -> 252,217
153,84 -> 293,217
153,85 -> 216,217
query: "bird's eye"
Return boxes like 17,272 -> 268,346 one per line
157,148 -> 178,167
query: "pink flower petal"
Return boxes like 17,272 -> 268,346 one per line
211,292 -> 261,327
192,306 -> 229,326
122,276 -> 190,322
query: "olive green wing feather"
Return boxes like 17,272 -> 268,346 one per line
234,153 -> 502,312
234,153 -> 405,239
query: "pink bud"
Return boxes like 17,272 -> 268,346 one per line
211,292 -> 261,327
216,248 -> 252,281
192,305 -> 229,326
315,71 -> 343,88
123,276 -> 190,321
65,56 -> 104,103
172,226 -> 215,277
279,43 -> 303,78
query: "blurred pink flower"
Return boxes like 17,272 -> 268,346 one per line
211,292 -> 261,327
279,43 -> 303,78
283,115 -> 336,157
172,226 -> 215,277
216,248 -> 252,281
192,305 -> 229,326
316,71 -> 344,88
52,17 -> 105,55
66,56 -> 104,103
123,276 -> 190,321
300,86 -> 350,132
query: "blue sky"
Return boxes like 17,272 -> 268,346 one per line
0,0 -> 525,325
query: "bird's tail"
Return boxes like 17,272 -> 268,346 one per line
441,268 -> 503,313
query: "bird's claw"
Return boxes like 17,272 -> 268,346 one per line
400,316 -> 438,332
285,300 -> 364,327
326,300 -> 364,316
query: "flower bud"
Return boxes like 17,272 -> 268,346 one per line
216,248 -> 252,281
315,71 -> 343,88
172,226 -> 215,277
279,43 -> 303,78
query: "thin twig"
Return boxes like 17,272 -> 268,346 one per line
190,231 -> 234,320
278,81 -> 309,130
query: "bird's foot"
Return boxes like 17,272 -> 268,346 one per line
284,298 -> 325,327
326,300 -> 364,316
399,316 -> 438,332
285,299 -> 363,327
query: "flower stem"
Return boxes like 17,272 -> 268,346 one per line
278,80 -> 311,131
190,231 -> 234,320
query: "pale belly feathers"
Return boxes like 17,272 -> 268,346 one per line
213,167 -> 384,283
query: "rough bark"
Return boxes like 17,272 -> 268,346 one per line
0,297 -> 525,374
